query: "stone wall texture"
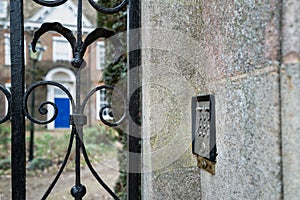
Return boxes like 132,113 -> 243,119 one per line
281,0 -> 300,199
142,0 -> 299,199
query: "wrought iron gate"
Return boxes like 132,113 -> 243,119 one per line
2,0 -> 140,199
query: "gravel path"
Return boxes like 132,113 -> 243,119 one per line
0,158 -> 119,200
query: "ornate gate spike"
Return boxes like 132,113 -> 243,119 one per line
31,22 -> 76,56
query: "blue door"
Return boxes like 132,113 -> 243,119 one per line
54,98 -> 70,128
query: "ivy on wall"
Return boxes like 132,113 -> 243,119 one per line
97,1 -> 128,199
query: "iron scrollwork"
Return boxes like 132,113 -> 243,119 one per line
88,0 -> 128,14
81,85 -> 127,127
23,81 -> 75,125
0,85 -> 11,124
32,0 -> 68,7
22,0 -> 129,199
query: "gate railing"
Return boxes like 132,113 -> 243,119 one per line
1,0 -> 141,199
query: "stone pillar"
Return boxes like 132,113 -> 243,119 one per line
281,1 -> 300,199
141,0 -> 297,199
142,1 -> 203,198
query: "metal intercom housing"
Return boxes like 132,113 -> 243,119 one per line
192,95 -> 217,174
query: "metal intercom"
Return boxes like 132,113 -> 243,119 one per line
192,95 -> 217,175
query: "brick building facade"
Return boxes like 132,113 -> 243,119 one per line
0,0 -> 109,128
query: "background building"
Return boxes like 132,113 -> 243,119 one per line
0,0 -> 109,128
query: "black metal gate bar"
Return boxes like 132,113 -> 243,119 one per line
10,0 -> 26,199
127,0 -> 141,199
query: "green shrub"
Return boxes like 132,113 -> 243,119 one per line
27,157 -> 52,171
0,157 -> 10,170
83,126 -> 118,145
0,124 -> 11,146
34,133 -> 71,162
83,126 -> 118,161
0,124 -> 11,160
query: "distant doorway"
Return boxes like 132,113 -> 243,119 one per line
54,98 -> 70,128
45,67 -> 75,129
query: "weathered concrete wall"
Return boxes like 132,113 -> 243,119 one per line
281,1 -> 300,199
141,0 -> 289,199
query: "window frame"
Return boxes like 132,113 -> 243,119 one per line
0,1 -> 8,19
4,33 -> 10,65
4,34 -> 27,66
52,36 -> 73,62
4,82 -> 11,116
96,41 -> 106,70
96,88 -> 113,121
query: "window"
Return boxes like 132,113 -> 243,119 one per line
4,34 -> 27,66
96,41 -> 105,70
4,83 -> 11,116
0,1 -> 8,19
52,37 -> 72,62
4,33 -> 10,65
96,89 -> 113,120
